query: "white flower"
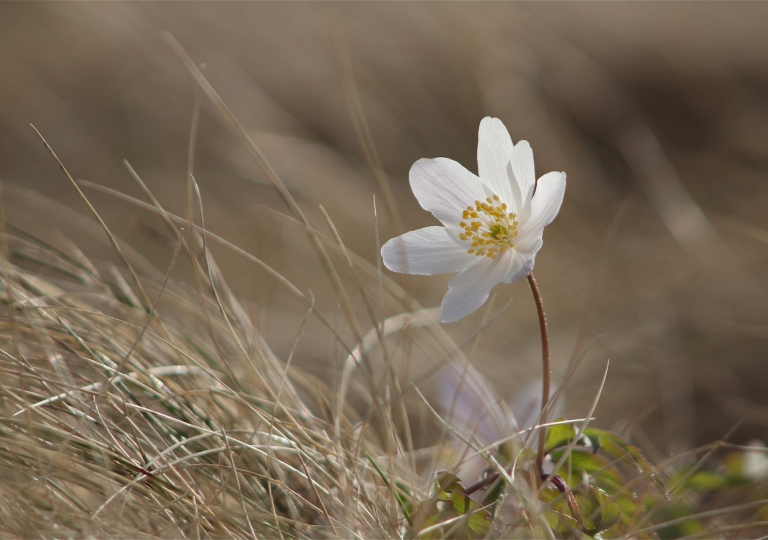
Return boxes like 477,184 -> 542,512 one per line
381,117 -> 566,323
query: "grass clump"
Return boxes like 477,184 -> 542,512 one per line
0,182 -> 409,537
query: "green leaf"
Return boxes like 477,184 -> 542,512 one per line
545,422 -> 577,454
576,486 -> 621,535
478,471 -> 506,511
545,421 -> 599,457
541,483 -> 580,535
395,481 -> 416,522
450,490 -> 472,514
649,498 -> 706,540
684,470 -> 728,492
549,449 -> 624,493
448,492 -> 493,536
722,451 -> 747,483
542,507 -> 580,536
584,431 -> 601,453
435,471 -> 463,492
584,429 -> 665,492
411,470 -> 497,539
466,509 -> 493,536
366,452 -> 413,525
411,500 -> 443,540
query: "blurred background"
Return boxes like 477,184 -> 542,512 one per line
2,2 -> 768,459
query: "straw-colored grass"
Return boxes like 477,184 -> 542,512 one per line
2,32 -> 768,539
0,95 -> 522,535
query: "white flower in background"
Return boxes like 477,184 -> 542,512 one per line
743,440 -> 768,481
381,117 -> 566,323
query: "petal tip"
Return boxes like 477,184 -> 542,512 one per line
408,157 -> 434,177
478,116 -> 510,136
379,238 -> 398,272
438,305 -> 464,324
480,115 -> 502,124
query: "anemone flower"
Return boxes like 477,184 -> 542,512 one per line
381,117 -> 566,323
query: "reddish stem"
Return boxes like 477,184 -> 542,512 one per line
546,474 -> 583,527
527,272 -> 550,480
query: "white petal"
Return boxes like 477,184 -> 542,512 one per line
501,244 -> 541,284
519,171 -> 566,237
514,235 -> 543,257
440,250 -> 513,322
381,227 -> 473,275
477,117 -> 514,206
511,141 -> 536,208
410,158 -> 487,228
506,161 -> 523,217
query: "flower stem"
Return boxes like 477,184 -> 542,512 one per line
527,272 -> 550,479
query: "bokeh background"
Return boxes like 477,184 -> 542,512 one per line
3,2 -> 768,459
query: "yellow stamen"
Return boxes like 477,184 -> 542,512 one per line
459,194 -> 518,259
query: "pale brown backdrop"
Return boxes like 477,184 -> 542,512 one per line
3,2 -> 768,457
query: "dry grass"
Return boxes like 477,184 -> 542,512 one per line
4,3 -> 768,450
0,68 -> 524,533
3,4 -> 768,537
0,177 -> 440,536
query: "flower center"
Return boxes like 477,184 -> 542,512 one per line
458,194 -> 518,259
